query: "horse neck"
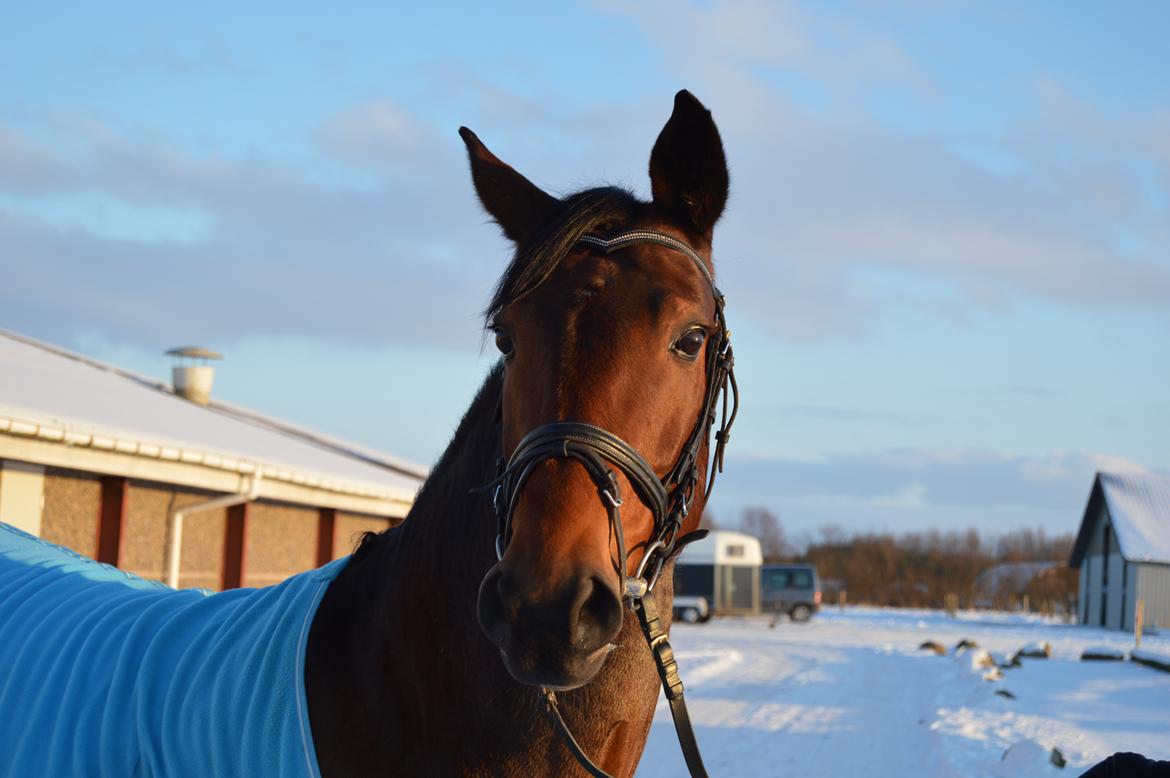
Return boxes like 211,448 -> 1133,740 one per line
353,365 -> 503,624
312,364 -> 678,775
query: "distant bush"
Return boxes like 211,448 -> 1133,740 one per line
708,508 -> 1076,612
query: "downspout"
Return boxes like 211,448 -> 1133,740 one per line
165,470 -> 262,589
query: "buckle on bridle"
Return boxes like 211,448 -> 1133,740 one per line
492,483 -> 504,516
623,577 -> 648,600
599,469 -> 623,508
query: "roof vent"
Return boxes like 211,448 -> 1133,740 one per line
166,346 -> 223,406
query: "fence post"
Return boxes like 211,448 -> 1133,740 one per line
838,590 -> 846,612
945,592 -> 958,616
1135,599 -> 1144,649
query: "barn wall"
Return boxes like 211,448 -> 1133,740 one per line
1137,564 -> 1170,631
1078,564 -> 1088,624
334,513 -> 394,558
0,460 -> 45,536
1084,502 -> 1104,629
242,503 -> 317,588
10,462 -> 404,589
40,467 -> 101,558
1106,550 -> 1124,629
122,482 -> 228,589
1085,554 -> 1101,626
1122,561 -> 1138,631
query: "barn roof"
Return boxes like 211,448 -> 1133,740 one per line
0,330 -> 427,515
1069,472 -> 1170,567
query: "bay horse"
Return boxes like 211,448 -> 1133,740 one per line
0,90 -> 735,778
306,89 -> 736,777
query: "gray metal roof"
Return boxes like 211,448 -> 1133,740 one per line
1070,472 -> 1170,567
0,329 -> 427,502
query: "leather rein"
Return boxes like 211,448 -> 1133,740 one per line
485,230 -> 739,778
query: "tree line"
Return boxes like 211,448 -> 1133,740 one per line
707,507 -> 1078,613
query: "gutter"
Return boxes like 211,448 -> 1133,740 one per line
165,471 -> 262,589
0,413 -> 417,504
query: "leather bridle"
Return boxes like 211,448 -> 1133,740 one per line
485,230 -> 738,778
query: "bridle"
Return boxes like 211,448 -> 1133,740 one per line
484,230 -> 739,778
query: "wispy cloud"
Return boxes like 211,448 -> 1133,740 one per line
780,404 -> 915,425
0,108 -> 508,350
708,448 -> 1157,533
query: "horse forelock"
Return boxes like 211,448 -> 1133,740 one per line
485,186 -> 642,324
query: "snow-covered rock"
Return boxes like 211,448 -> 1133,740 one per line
1015,641 -> 1051,660
1080,646 -> 1125,661
992,740 -> 1066,776
1131,648 -> 1170,673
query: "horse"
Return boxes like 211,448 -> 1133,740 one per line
305,89 -> 736,777
0,90 -> 736,777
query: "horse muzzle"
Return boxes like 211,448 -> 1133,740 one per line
477,561 -> 623,690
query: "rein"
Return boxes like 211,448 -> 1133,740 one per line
485,230 -> 739,778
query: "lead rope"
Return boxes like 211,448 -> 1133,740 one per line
542,592 -> 709,778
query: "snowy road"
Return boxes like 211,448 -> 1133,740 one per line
637,609 -> 1170,777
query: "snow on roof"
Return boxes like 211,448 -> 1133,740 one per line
0,330 -> 427,501
1099,472 -> 1170,565
1070,472 -> 1170,566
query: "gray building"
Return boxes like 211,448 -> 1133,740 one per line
1069,472 -> 1170,631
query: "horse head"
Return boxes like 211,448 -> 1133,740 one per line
464,91 -> 732,691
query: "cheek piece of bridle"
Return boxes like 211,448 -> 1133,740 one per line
481,230 -> 739,778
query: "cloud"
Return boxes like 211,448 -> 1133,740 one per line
2,10 -> 1168,352
317,100 -> 432,168
706,448 -> 1158,534
0,111 -> 510,351
598,0 -> 1170,340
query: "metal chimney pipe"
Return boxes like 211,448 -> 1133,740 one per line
165,346 -> 223,405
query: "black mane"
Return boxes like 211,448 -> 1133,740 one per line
485,186 -> 642,322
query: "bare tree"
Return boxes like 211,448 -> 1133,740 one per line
738,507 -> 790,562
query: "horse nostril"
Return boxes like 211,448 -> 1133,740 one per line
477,565 -> 511,646
571,573 -> 623,653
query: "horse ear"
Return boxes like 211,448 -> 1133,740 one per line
459,127 -> 558,245
648,91 -> 729,239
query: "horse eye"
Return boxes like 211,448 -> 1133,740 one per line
494,330 -> 515,358
672,329 -> 706,360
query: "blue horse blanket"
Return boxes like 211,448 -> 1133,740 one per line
0,522 -> 346,777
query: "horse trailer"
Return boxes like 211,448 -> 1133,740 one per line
673,530 -> 762,616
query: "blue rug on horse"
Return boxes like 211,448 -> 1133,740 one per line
0,522 -> 346,777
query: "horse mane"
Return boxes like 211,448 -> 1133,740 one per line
486,186 -> 642,322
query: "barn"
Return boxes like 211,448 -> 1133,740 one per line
0,329 -> 426,591
1069,472 -> 1170,632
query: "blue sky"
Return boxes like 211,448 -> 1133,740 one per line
2,1 -> 1167,540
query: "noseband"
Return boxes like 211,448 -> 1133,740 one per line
485,230 -> 739,778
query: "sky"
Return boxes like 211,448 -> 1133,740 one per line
2,1 -> 1167,541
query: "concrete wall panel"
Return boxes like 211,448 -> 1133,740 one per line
243,503 -> 317,588
123,482 -> 226,589
335,514 -> 393,559
40,468 -> 100,558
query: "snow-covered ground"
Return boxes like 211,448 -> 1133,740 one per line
639,607 -> 1170,777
